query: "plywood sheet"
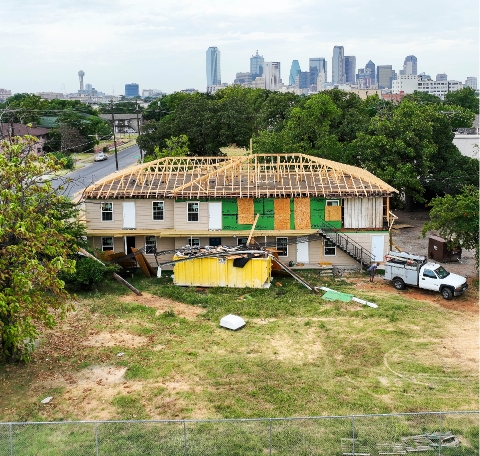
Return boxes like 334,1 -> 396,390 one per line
294,198 -> 311,230
237,198 -> 254,224
325,205 -> 342,221
274,198 -> 291,230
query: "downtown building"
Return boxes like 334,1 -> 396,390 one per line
332,46 -> 345,84
392,75 -> 463,99
206,47 -> 221,88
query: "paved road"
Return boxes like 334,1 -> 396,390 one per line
52,144 -> 142,198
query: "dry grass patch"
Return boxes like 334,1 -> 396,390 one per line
83,331 -> 148,348
118,292 -> 205,320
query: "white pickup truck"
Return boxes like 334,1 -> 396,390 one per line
384,251 -> 468,300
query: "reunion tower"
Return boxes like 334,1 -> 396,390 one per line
78,70 -> 85,91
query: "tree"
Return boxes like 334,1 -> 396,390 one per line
346,101 -> 438,210
444,87 -> 479,114
146,135 -> 190,162
0,136 -> 85,361
422,186 -> 479,268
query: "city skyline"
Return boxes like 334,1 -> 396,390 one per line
1,0 -> 478,94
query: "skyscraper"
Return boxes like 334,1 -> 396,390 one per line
250,50 -> 264,81
332,46 -> 345,84
365,60 -> 376,86
376,65 -> 394,89
344,56 -> 356,84
264,62 -> 281,90
402,55 -> 417,75
289,60 -> 301,86
206,47 -> 221,86
309,58 -> 327,87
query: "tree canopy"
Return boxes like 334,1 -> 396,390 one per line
0,137 -> 85,361
422,186 -> 479,268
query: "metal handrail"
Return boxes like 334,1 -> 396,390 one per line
317,221 -> 375,266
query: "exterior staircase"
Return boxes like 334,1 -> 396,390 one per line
317,221 -> 375,269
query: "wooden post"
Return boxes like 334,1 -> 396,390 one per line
247,213 -> 260,246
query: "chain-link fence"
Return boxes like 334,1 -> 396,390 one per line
0,411 -> 478,455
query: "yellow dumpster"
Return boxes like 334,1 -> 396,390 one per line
173,255 -> 271,288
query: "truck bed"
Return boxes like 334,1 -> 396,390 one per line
384,262 -> 420,286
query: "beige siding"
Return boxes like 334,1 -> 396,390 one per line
135,200 -> 175,229
173,201 -> 209,230
86,199 -> 175,230
344,198 -> 383,228
265,236 -> 296,264
91,236 -> 124,253
86,200 -> 122,230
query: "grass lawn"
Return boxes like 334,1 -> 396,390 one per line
0,271 -> 477,426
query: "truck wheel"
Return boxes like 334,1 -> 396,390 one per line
393,278 -> 405,290
441,287 -> 453,300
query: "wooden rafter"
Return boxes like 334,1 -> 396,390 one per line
82,153 -> 398,200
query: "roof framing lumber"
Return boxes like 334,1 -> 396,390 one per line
82,153 -> 397,200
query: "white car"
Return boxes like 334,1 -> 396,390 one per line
94,153 -> 108,162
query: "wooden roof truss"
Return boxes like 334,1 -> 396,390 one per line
83,154 -> 397,200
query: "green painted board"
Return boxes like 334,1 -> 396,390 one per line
222,199 -> 238,215
310,198 -> 341,229
322,290 -> 353,302
255,215 -> 274,230
290,199 -> 295,230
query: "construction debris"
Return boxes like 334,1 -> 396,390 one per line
78,248 -> 142,296
316,286 -> 378,308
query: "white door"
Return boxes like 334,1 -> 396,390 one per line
123,202 -> 136,229
208,202 -> 222,230
296,238 -> 309,263
370,235 -> 384,262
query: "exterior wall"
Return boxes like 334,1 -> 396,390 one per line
136,200 -> 174,229
173,200 -> 209,230
344,198 -> 383,228
85,199 -> 175,230
392,74 -> 418,94
86,200 -> 120,229
85,196 -> 387,232
91,236 -> 124,252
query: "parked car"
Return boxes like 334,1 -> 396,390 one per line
94,153 -> 108,162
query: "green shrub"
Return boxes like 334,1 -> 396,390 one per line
62,255 -> 116,291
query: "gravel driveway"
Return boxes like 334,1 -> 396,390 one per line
390,210 -> 477,280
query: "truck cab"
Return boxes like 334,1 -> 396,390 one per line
384,252 -> 468,300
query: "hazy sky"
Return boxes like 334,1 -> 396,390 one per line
2,0 -> 478,95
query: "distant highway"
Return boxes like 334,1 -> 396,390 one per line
52,144 -> 143,198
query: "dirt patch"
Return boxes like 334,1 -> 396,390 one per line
83,331 -> 147,348
351,275 -> 478,312
119,292 -> 205,320
441,316 -> 479,373
391,210 -> 477,280
76,365 -> 127,385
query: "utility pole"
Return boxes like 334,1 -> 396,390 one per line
135,100 -> 143,162
110,99 -> 119,171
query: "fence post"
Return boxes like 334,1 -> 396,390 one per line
438,413 -> 443,456
9,423 -> 13,456
95,422 -> 99,456
269,418 -> 272,456
351,416 -> 355,454
183,420 -> 188,456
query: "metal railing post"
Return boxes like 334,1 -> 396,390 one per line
352,416 -> 355,454
183,420 -> 188,456
95,422 -> 99,456
9,423 -> 13,456
438,413 -> 443,456
269,418 -> 272,456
